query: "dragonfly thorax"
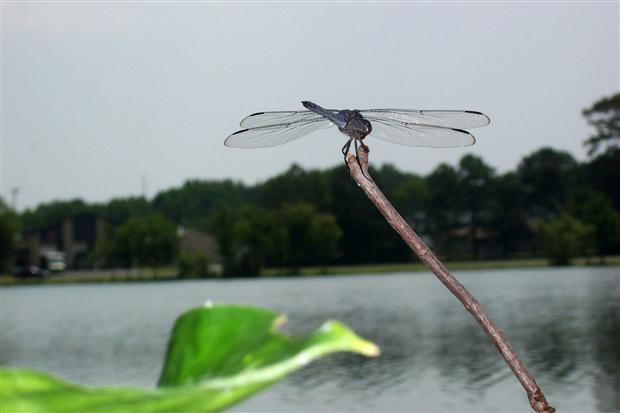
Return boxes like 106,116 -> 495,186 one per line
339,110 -> 372,140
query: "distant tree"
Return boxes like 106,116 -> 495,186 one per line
16,126 -> 620,270
583,93 -> 620,156
254,164 -> 333,211
20,199 -> 93,233
0,198 -> 19,272
208,205 -> 275,277
457,155 -> 495,259
271,203 -> 343,274
391,174 -> 430,215
372,163 -> 415,199
574,192 -> 620,261
153,180 -> 248,227
275,203 -> 317,274
517,148 -> 578,217
98,197 -> 153,226
112,214 -> 178,273
177,252 -> 211,279
92,223 -> 131,268
537,213 -> 594,266
328,166 -> 410,264
207,208 -> 240,276
488,172 -> 530,257
584,147 -> 620,209
310,213 -> 343,273
230,206 -> 275,277
374,164 -> 429,229
426,163 -> 460,257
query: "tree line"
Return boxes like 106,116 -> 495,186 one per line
1,94 -> 618,275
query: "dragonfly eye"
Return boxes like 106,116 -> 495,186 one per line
364,119 -> 372,135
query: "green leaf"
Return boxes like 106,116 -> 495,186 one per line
1,304 -> 379,413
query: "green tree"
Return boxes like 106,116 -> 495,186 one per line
253,164 -> 333,212
153,180 -> 248,227
426,163 -> 460,257
392,174 -> 430,214
177,252 -> 211,279
457,154 -> 495,259
537,213 -> 594,266
583,93 -> 620,156
372,164 -> 415,199
488,172 -> 530,257
0,198 -> 19,272
207,208 -> 239,276
574,192 -> 620,261
328,166 -> 412,263
273,203 -> 343,274
310,213 -> 343,273
230,206 -> 274,277
275,203 -> 316,274
518,148 -> 578,217
98,197 -> 153,226
375,164 -> 430,231
584,147 -> 620,209
112,214 -> 178,273
20,199 -> 93,233
208,206 -> 275,277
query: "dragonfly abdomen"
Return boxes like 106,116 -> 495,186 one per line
302,101 -> 347,129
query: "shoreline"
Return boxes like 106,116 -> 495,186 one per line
1,256 -> 618,287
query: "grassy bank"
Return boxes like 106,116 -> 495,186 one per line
0,268 -> 179,286
262,256 -> 620,277
1,256 -> 618,286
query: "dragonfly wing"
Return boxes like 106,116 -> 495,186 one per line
240,110 -> 338,128
360,109 -> 490,129
365,116 -> 475,148
225,119 -> 333,148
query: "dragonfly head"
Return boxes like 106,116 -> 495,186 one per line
362,119 -> 372,138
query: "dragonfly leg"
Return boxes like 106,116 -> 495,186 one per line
342,139 -> 353,175
341,139 -> 352,157
354,138 -> 370,180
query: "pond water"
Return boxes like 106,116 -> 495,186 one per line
1,267 -> 618,412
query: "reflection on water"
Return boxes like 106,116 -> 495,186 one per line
1,267 -> 618,412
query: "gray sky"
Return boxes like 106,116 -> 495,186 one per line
2,2 -> 618,211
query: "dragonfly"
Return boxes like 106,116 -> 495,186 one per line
225,101 -> 490,173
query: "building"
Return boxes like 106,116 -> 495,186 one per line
16,213 -> 104,270
178,227 -> 222,274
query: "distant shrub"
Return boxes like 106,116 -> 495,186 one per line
537,213 -> 594,266
177,252 -> 211,278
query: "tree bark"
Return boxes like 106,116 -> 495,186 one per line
346,147 -> 555,413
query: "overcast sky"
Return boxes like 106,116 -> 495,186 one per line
2,2 -> 618,211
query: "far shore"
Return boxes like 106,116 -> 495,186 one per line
1,256 -> 618,287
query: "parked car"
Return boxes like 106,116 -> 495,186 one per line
13,265 -> 50,279
42,251 -> 66,272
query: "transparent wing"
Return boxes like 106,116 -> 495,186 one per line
365,116 -> 476,148
359,109 -> 490,129
225,119 -> 333,148
240,110 -> 336,128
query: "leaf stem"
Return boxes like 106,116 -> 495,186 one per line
346,146 -> 555,413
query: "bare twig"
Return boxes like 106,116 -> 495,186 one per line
346,147 -> 555,413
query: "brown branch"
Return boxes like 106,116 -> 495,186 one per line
346,146 -> 555,413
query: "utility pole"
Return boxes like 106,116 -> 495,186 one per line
141,174 -> 148,199
10,186 -> 19,210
